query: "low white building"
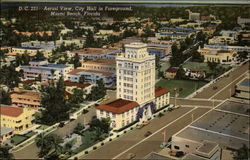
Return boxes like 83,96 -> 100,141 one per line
96,87 -> 170,131
66,69 -> 115,87
18,62 -> 73,81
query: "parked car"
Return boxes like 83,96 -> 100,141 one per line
213,86 -> 218,90
144,131 -> 152,137
136,124 -> 144,129
127,153 -> 136,159
160,142 -> 167,148
143,121 -> 150,125
59,122 -> 65,128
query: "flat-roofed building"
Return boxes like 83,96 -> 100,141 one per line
68,48 -> 108,60
156,27 -> 196,41
81,58 -> 116,74
234,76 -> 250,100
0,127 -> 14,142
18,63 -> 73,81
147,43 -> 172,58
171,100 -> 249,160
198,48 -> 238,65
67,69 -> 115,87
204,44 -> 250,53
0,104 -> 35,133
208,36 -> 237,45
10,88 -> 41,109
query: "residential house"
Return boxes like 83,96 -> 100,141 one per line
0,104 -> 35,133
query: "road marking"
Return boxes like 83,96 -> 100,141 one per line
209,70 -> 248,100
112,107 -> 197,160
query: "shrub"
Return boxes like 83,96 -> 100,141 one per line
117,135 -> 120,137
85,151 -> 88,154
93,146 -> 97,150
124,131 -> 127,134
130,127 -> 133,130
158,113 -> 164,117
109,138 -> 112,141
82,109 -> 89,114
101,142 -> 104,146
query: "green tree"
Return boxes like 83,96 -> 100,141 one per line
71,53 -> 81,69
36,134 -> 63,158
0,89 -> 11,105
0,145 -> 13,160
0,66 -> 21,88
234,144 -> 250,160
0,49 -> 8,68
87,79 -> 106,101
34,51 -> 46,61
90,118 -> 111,134
69,88 -> 85,105
175,66 -> 186,80
79,75 -> 85,84
40,77 -> 69,125
238,51 -> 248,62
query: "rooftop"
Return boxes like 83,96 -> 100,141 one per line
144,152 -> 172,160
159,27 -> 195,31
1,127 -> 14,136
175,100 -> 250,149
64,80 -> 91,89
0,104 -> 23,117
239,78 -> 250,87
196,140 -> 218,154
96,98 -> 139,114
165,67 -> 179,73
67,69 -> 113,76
83,58 -> 116,66
155,87 -> 170,97
71,48 -> 108,55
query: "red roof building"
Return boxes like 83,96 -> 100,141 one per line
96,98 -> 139,114
0,105 -> 23,117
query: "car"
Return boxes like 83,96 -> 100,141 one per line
143,121 -> 150,125
59,122 -> 65,128
136,124 -> 144,129
144,131 -> 152,137
213,86 -> 218,90
127,153 -> 136,159
160,142 -> 167,148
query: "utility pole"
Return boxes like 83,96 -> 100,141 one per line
191,113 -> 194,123
162,130 -> 166,144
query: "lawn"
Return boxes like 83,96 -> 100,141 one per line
183,61 -> 231,74
36,124 -> 49,130
24,131 -> 36,138
10,135 -> 28,145
156,79 -> 207,98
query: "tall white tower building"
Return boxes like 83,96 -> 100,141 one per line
116,42 -> 155,105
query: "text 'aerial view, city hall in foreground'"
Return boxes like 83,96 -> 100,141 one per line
0,0 -> 249,160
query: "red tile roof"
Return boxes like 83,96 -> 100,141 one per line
68,69 -> 113,76
165,67 -> 179,73
155,87 -> 170,97
96,98 -> 139,114
71,48 -> 107,55
0,105 -> 23,117
64,81 -> 91,89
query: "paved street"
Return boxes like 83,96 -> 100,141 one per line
83,107 -> 210,159
193,61 -> 249,100
12,106 -> 96,159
